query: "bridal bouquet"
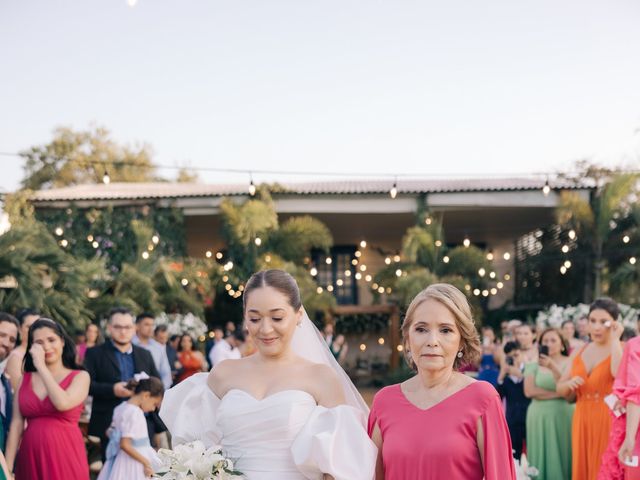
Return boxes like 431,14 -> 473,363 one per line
154,440 -> 244,480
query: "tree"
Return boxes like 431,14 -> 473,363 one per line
556,166 -> 639,299
215,186 -> 335,321
373,213 -> 492,320
0,221 -> 104,328
20,125 -> 157,190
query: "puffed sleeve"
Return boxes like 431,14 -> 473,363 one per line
118,406 -> 141,438
159,372 -> 221,447
480,389 -> 517,480
291,405 -> 377,480
615,338 -> 640,404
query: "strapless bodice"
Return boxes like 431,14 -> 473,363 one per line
217,389 -> 317,479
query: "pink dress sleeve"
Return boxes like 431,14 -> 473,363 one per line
480,390 -> 517,480
614,337 -> 640,405
367,395 -> 379,436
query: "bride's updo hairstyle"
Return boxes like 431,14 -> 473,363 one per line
243,269 -> 302,312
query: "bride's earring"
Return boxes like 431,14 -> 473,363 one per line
457,350 -> 463,358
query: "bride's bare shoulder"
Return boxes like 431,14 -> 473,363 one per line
207,357 -> 251,396
304,362 -> 345,407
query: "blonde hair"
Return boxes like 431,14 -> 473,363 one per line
401,283 -> 481,370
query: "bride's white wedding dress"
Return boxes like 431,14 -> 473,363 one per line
161,374 -> 376,480
161,309 -> 376,479
218,388 -> 374,479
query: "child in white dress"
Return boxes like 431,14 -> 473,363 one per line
98,374 -> 164,480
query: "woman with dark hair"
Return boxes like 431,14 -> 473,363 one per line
5,318 -> 90,479
524,327 -> 574,479
76,322 -> 103,364
557,298 -> 624,480
175,334 -> 206,383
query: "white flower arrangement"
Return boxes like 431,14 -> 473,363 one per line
536,303 -> 639,330
154,440 -> 244,480
514,454 -> 539,479
155,312 -> 208,339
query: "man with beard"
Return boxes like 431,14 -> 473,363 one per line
84,307 -> 159,461
0,313 -> 18,452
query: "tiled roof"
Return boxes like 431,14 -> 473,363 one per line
30,178 -> 588,202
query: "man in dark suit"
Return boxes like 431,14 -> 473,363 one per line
0,312 -> 19,452
84,307 -> 160,460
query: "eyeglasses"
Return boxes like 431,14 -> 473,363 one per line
111,325 -> 134,331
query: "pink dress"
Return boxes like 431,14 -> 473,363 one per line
599,337 -> 640,480
368,380 -> 516,480
14,371 -> 89,480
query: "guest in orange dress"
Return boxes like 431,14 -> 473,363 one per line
557,298 -> 624,480
176,334 -> 207,383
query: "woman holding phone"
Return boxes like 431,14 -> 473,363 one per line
556,298 -> 623,480
524,328 -> 573,479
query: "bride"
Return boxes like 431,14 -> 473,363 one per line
160,269 -> 377,479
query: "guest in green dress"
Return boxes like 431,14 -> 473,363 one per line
524,327 -> 574,480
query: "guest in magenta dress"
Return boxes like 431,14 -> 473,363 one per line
5,318 -> 90,480
599,334 -> 640,479
368,283 -> 516,480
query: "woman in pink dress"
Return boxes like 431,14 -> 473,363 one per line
599,334 -> 640,479
5,318 -> 90,480
368,283 -> 516,480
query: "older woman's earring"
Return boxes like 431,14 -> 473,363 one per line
457,350 -> 463,358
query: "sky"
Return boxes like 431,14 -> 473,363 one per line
1,0 -> 640,192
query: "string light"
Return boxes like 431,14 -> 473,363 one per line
503,252 -> 511,260
141,251 -> 150,259
473,288 -> 481,296
336,279 -> 344,286
254,237 -> 262,246
345,270 -> 351,277
378,337 -> 385,345
631,257 -> 637,265
435,240 -> 443,247
486,250 -> 494,261
87,235 -> 93,242
425,216 -> 432,225
395,269 -> 402,277
497,282 -> 504,289
355,251 -> 362,258
482,290 -> 489,297
542,178 -> 550,196
248,174 -> 256,196
317,286 -> 323,294
397,345 -> 404,352
561,245 -> 569,253
55,227 -> 63,236
60,239 -> 68,247
560,266 -> 567,274
360,344 -> 367,351
384,257 -> 391,265
564,260 -> 572,268
359,264 -> 367,272
568,230 -> 576,240
463,237 -> 471,248
623,235 -> 630,244
360,240 -> 367,248
181,278 -> 189,286
355,272 -> 362,280
325,258 -> 332,265
389,180 -> 398,199
393,255 -> 401,263
152,235 -> 159,244
351,259 -> 358,266
103,170 -> 111,185
327,285 -> 334,292
478,268 -> 486,277
215,252 -> 223,260
365,274 -> 372,282
310,267 -> 318,276
443,256 -> 450,263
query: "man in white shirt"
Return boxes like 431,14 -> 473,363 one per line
132,313 -> 172,389
209,330 -> 245,367
0,312 -> 19,451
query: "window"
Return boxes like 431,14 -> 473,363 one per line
312,246 -> 358,305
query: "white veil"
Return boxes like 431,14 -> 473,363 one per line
160,307 -> 368,447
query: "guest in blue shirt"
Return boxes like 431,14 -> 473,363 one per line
84,307 -> 159,461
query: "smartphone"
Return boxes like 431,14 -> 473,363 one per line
506,356 -> 514,366
539,345 -> 549,357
